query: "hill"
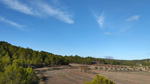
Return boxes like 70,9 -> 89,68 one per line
0,41 -> 150,67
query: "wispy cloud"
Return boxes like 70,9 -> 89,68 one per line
35,1 -> 74,24
0,16 -> 23,29
127,15 -> 140,21
1,0 -> 74,24
104,32 -> 111,35
94,13 -> 105,28
1,0 -> 37,15
119,28 -> 127,33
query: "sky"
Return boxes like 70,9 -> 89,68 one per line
0,0 -> 150,60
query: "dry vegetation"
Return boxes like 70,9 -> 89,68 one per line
35,64 -> 150,84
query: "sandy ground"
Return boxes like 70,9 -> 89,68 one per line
44,68 -> 93,84
39,68 -> 150,84
35,64 -> 150,84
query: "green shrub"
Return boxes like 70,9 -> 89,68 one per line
0,64 -> 39,84
95,67 -> 98,69
84,74 -> 115,84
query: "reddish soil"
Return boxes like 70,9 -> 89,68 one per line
36,64 -> 150,84
44,68 -> 94,84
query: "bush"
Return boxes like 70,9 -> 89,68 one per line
80,65 -> 90,72
0,64 -> 39,84
84,74 -> 115,84
95,67 -> 98,69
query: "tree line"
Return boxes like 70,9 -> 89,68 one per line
0,41 -> 150,68
0,41 -> 105,68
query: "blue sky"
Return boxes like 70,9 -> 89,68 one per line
0,0 -> 150,60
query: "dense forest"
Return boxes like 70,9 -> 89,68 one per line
0,41 -> 150,84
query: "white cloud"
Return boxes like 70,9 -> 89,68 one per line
119,28 -> 127,33
127,15 -> 139,21
104,32 -> 111,35
94,13 -> 105,28
1,0 -> 74,24
35,1 -> 74,24
1,0 -> 37,15
0,16 -> 23,29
